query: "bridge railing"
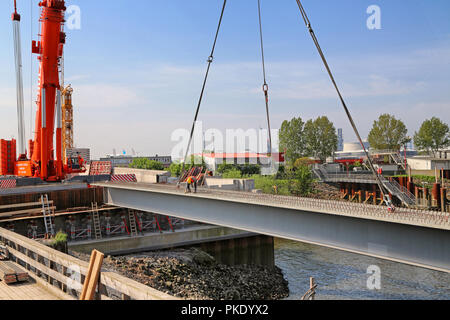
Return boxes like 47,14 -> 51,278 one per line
0,227 -> 177,300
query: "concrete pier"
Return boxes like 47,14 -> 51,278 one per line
68,225 -> 275,268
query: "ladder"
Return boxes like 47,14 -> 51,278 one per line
91,203 -> 102,240
40,195 -> 54,238
128,209 -> 138,237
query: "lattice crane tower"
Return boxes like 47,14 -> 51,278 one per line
61,85 -> 73,164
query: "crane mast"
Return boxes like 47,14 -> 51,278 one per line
29,0 -> 66,181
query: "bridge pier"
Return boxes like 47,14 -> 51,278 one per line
68,225 -> 275,268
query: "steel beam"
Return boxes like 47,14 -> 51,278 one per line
97,183 -> 450,273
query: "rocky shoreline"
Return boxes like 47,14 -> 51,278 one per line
70,248 -> 289,300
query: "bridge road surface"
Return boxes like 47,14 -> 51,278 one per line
95,182 -> 450,273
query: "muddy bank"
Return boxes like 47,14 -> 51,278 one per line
70,248 -> 289,300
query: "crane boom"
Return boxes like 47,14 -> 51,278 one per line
12,0 -> 26,157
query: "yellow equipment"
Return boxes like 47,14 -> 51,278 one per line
61,85 -> 74,165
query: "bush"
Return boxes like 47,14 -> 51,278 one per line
217,163 -> 235,174
222,169 -> 242,179
52,232 -> 67,246
286,165 -> 314,196
252,175 -> 290,195
129,158 -> 164,170
217,164 -> 261,176
240,164 -> 261,176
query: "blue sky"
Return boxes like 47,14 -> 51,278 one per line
0,0 -> 449,159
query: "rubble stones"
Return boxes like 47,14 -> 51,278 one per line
71,248 -> 289,300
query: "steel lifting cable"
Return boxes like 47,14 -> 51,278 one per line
294,0 -> 392,207
257,0 -> 272,155
179,0 -> 227,182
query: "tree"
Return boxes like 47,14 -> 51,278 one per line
368,114 -> 410,151
279,117 -> 306,165
414,117 -> 450,154
168,162 -> 183,177
304,116 -> 338,162
129,158 -> 164,170
286,164 -> 314,196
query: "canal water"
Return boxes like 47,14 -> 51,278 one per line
274,238 -> 450,300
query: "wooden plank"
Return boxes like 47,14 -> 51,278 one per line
0,261 -> 17,284
0,207 -> 56,219
0,201 -> 53,211
7,262 -> 72,301
80,250 -> 104,300
1,261 -> 29,282
0,282 -> 14,299
0,206 -> 120,223
0,227 -> 91,274
7,246 -> 72,288
100,271 -> 179,300
0,282 -> 22,299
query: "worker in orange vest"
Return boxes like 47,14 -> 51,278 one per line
185,176 -> 197,194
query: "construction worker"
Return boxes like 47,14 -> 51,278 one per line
193,176 -> 198,193
185,176 -> 197,193
185,176 -> 193,193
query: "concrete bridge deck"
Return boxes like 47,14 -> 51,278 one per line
95,182 -> 450,272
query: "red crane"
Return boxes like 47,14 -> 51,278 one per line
11,0 -> 84,181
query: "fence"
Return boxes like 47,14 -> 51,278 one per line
0,227 -> 177,300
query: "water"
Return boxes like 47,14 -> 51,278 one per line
274,238 -> 450,300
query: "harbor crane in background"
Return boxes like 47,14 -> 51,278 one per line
2,0 -> 85,182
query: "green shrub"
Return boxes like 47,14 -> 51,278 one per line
222,169 -> 242,179
53,232 -> 68,245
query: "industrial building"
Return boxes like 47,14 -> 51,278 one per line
100,155 -> 172,168
200,152 -> 284,175
407,154 -> 450,176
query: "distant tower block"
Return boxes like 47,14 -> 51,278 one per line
337,128 -> 344,152
62,85 -> 74,164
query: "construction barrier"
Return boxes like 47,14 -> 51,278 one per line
0,139 -> 16,176
110,174 -> 138,183
89,161 -> 112,176
0,180 -> 17,190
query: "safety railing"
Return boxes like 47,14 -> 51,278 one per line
0,227 -> 177,300
106,183 -> 450,230
382,177 -> 416,205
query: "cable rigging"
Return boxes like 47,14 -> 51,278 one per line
179,0 -> 227,182
294,0 -> 394,210
257,0 -> 273,156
